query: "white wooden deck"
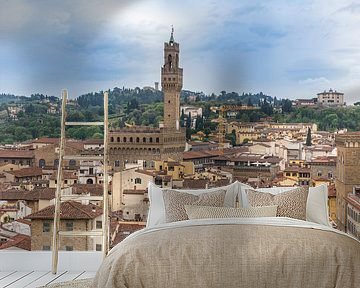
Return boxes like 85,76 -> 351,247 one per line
0,270 -> 95,287
0,251 -> 102,287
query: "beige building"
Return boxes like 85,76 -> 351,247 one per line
335,133 -> 360,231
26,201 -> 103,251
317,89 -> 344,106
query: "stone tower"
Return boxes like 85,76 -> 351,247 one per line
161,27 -> 183,130
335,133 -> 360,231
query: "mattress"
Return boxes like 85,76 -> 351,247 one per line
93,217 -> 360,288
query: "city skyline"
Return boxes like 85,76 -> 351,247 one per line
1,0 -> 360,102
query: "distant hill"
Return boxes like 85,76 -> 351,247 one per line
0,94 -> 21,104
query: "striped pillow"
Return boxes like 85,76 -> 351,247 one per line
162,189 -> 226,223
185,205 -> 278,219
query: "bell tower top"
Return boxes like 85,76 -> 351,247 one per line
161,27 -> 183,130
169,25 -> 175,44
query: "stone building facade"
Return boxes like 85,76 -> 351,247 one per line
335,133 -> 360,231
108,30 -> 185,169
26,201 -> 103,251
317,89 -> 345,106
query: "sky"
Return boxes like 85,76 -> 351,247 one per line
0,0 -> 360,102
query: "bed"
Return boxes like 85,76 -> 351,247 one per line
92,182 -> 360,288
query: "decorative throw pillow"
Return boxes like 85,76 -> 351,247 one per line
246,187 -> 309,220
162,189 -> 226,223
184,205 -> 278,220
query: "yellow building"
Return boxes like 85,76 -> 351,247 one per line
283,166 -> 311,186
153,160 -> 194,180
236,131 -> 261,144
328,184 -> 337,222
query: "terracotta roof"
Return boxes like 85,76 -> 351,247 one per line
7,167 -> 43,178
15,219 -> 32,226
50,171 -> 77,180
345,194 -> 360,211
72,184 -> 103,196
0,188 -> 55,201
111,221 -> 146,248
32,137 -> 59,144
123,189 -> 146,195
0,150 -> 34,159
167,162 -> 184,167
84,139 -> 104,144
183,179 -> 208,189
183,150 -> 219,160
26,201 -> 102,220
0,234 -> 31,251
308,156 -> 337,165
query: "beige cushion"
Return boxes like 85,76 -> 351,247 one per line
184,205 -> 278,219
246,187 -> 309,220
162,189 -> 226,223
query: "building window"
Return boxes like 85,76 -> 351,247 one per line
130,137 -> 133,143
43,245 -> 51,251
96,244 -> 102,251
123,137 -> 127,143
39,159 -> 46,168
135,178 -> 142,184
156,137 -> 159,143
69,159 -> 76,167
110,137 -> 114,142
150,137 -> 153,143
143,137 -> 146,143
317,171 -> 322,177
136,137 -> 140,143
43,222 -> 51,232
66,222 -> 73,231
117,137 -> 120,142
115,160 -> 120,167
64,180 -> 68,184
96,221 -> 102,229
65,246 -> 73,251
12,160 -> 15,164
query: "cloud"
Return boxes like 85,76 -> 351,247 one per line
298,77 -> 330,85
0,0 -> 360,100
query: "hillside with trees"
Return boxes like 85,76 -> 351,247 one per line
0,87 -> 359,144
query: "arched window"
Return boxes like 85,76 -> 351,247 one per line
110,137 -> 114,142
39,159 -> 46,168
130,137 -> 133,143
149,137 -> 153,143
117,137 -> 120,142
136,137 -> 140,143
69,159 -> 76,167
168,54 -> 172,70
156,137 -> 160,143
87,179 -> 94,184
175,54 -> 179,68
143,137 -> 146,143
123,137 -> 127,143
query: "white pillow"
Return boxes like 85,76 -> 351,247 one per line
240,184 -> 331,227
147,181 -> 248,227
